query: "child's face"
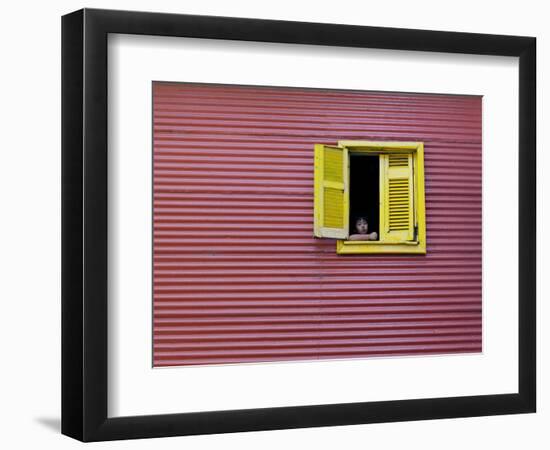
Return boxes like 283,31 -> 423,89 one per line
356,219 -> 368,234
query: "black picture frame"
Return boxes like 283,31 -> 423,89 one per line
61,8 -> 536,442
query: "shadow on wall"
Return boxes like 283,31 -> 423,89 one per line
34,417 -> 60,433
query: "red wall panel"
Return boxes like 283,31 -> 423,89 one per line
153,83 -> 482,367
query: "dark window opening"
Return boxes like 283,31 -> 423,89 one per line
349,154 -> 379,240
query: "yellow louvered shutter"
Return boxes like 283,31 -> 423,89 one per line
313,144 -> 349,239
381,153 -> 415,242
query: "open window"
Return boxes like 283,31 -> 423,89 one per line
314,141 -> 426,255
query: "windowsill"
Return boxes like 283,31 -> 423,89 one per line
336,239 -> 426,255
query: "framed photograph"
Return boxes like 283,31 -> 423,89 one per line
61,8 -> 536,442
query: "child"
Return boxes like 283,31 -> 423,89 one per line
349,217 -> 378,241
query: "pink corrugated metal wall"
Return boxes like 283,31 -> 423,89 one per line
153,82 -> 482,367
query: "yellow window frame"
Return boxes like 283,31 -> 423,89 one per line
335,141 -> 426,255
